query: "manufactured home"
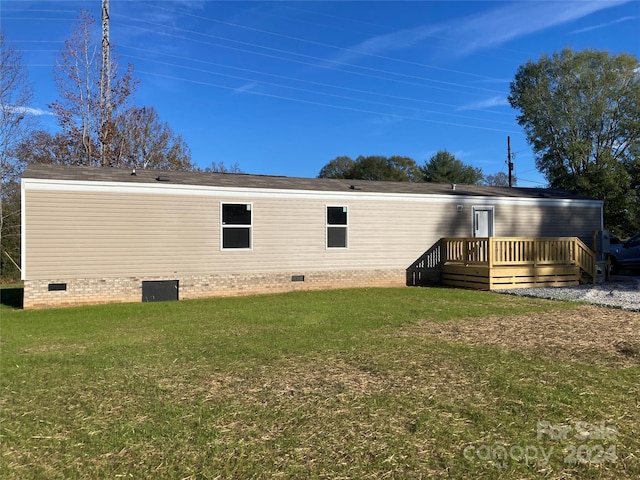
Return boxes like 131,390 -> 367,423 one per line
21,164 -> 603,308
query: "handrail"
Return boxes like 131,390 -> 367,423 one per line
574,237 -> 596,283
442,237 -> 596,283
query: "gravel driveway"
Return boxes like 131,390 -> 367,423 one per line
498,275 -> 640,311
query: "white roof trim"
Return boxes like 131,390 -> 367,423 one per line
21,177 -> 604,208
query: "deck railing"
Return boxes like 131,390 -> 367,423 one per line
442,237 -> 596,282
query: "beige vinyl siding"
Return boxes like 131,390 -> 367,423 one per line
494,204 -> 601,241
23,186 -> 602,280
24,191 -> 218,278
245,199 -> 449,271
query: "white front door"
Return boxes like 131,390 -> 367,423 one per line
473,207 -> 494,237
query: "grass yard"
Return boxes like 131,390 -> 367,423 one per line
1,287 -> 638,479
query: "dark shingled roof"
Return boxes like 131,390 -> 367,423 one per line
22,164 -> 597,200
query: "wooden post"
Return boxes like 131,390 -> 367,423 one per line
488,237 -> 494,268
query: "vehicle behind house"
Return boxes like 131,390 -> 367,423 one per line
609,233 -> 640,273
609,235 -> 623,255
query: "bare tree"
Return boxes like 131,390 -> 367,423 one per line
115,106 -> 194,171
14,130 -> 86,167
483,172 -> 516,187
0,33 -> 35,279
49,10 -> 136,167
0,32 -> 33,184
46,10 -> 193,171
205,161 -> 244,174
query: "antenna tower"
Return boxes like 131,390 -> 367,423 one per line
100,0 -> 111,166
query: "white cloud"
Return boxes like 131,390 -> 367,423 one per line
3,105 -> 54,116
570,15 -> 637,34
23,106 -> 54,116
445,0 -> 632,56
232,82 -> 258,95
325,24 -> 442,68
323,0 -> 632,65
457,96 -> 510,112
368,114 -> 403,126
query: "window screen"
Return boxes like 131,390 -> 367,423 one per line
327,206 -> 348,248
222,203 -> 252,249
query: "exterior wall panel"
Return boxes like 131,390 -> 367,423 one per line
21,173 -> 603,308
25,190 -> 466,279
495,205 -> 600,244
24,188 -> 602,280
24,191 -> 218,278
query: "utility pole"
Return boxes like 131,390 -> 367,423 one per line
507,136 -> 514,187
100,0 -> 111,166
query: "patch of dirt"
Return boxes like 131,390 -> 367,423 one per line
400,305 -> 640,367
200,357 -> 390,403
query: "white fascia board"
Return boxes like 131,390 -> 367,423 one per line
21,177 -> 604,209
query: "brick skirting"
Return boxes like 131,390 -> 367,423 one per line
23,269 -> 406,309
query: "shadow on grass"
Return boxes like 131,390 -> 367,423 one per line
1,287 -> 24,309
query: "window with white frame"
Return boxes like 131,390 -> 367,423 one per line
327,206 -> 348,248
221,203 -> 252,249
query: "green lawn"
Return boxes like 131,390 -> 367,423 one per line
1,287 -> 638,479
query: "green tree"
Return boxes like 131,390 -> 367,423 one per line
350,155 -> 422,182
318,156 -> 356,179
508,48 -> 640,236
423,150 -> 483,184
318,155 -> 422,182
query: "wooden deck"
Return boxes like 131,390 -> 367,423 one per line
441,237 -> 596,290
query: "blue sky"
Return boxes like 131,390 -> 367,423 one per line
2,0 -> 639,186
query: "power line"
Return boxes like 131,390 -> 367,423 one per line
114,14 -> 506,97
120,44 -> 513,117
516,177 -> 548,186
119,23 -> 499,100
145,2 -> 508,83
12,4 -> 515,104
2,17 -> 77,21
9,1 -> 526,147
135,69 -> 520,134
1,9 -> 77,13
123,51 -> 516,127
